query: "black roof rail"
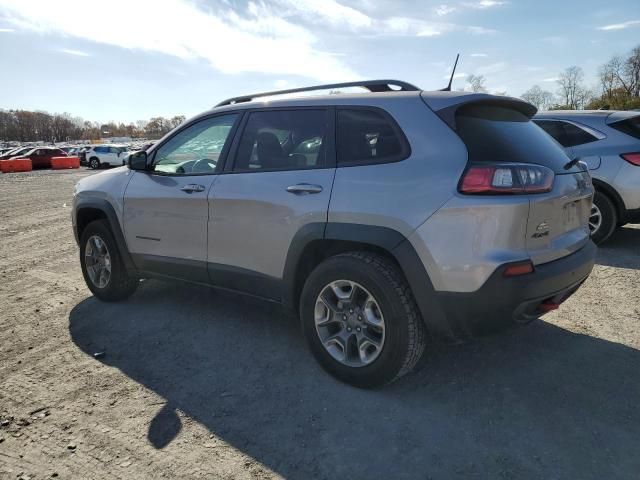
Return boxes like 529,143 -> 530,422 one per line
215,79 -> 421,107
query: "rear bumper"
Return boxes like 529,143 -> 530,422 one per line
434,240 -> 597,338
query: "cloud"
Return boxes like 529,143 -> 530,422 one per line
542,77 -> 559,82
0,0 -> 357,81
464,0 -> 507,9
275,0 -> 372,29
597,19 -> 640,31
58,48 -> 90,57
435,4 -> 455,16
443,72 -> 467,79
0,26 -> 13,32
470,53 -> 488,57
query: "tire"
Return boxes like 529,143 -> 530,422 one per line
89,157 -> 100,169
590,191 -> 617,245
300,252 -> 426,388
80,220 -> 138,302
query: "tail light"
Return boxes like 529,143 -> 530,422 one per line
621,152 -> 640,166
503,260 -> 534,277
459,163 -> 554,195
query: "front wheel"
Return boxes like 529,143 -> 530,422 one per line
300,252 -> 426,388
89,157 -> 100,169
80,220 -> 138,301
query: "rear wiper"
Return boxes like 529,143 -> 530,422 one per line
563,157 -> 581,170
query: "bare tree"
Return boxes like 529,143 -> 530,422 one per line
557,66 -> 586,109
521,85 -> 555,110
467,74 -> 487,93
624,46 -> 640,97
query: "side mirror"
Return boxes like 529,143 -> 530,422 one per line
128,151 -> 148,171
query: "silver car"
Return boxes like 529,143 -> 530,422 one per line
72,80 -> 596,387
534,111 -> 640,244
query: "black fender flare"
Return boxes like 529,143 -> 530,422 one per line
282,222 -> 452,337
74,198 -> 136,273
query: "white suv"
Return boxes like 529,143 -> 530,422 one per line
83,145 -> 128,169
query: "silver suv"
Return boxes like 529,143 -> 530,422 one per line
534,111 -> 640,244
72,80 -> 597,387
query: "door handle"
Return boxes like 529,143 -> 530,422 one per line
181,184 -> 206,193
286,183 -> 323,195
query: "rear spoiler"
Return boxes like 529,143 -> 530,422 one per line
421,92 -> 537,130
605,110 -> 640,125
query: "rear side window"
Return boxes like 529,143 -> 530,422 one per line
534,120 -> 599,148
456,105 -> 578,173
610,116 -> 640,140
337,108 -> 408,166
561,122 -> 599,147
233,109 -> 328,172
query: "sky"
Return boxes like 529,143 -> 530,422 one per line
0,0 -> 638,123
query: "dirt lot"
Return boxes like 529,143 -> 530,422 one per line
0,169 -> 639,480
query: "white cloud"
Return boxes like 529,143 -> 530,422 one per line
435,4 -> 455,16
0,26 -> 13,32
464,0 -> 507,9
597,19 -> 640,31
443,72 -> 467,79
470,53 -> 488,57
275,0 -> 372,29
0,0 -> 357,81
542,77 -> 559,82
58,48 -> 90,57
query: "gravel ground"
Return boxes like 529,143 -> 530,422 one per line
0,169 -> 639,480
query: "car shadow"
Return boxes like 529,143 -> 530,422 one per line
69,280 -> 640,480
596,225 -> 640,269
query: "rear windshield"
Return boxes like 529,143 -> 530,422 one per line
456,105 -> 579,173
609,116 -> 640,140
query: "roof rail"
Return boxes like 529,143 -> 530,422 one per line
215,79 -> 421,107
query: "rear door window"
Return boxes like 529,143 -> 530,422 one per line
336,108 -> 409,166
232,109 -> 328,172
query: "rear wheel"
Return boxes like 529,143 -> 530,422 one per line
80,220 -> 138,301
89,157 -> 100,169
300,252 -> 426,388
590,191 -> 617,245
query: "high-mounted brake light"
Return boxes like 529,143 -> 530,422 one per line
459,163 -> 554,194
621,152 -> 640,166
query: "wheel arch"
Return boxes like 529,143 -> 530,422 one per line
282,222 -> 451,337
592,178 -> 625,219
75,199 -> 136,273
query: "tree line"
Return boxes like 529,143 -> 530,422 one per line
0,111 -> 186,143
520,44 -> 639,111
466,44 -> 640,111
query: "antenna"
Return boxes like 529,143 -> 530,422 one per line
441,53 -> 460,91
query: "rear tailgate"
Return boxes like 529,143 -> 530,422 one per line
423,92 -> 594,265
526,170 -> 592,264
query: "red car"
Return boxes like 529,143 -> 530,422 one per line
13,147 -> 68,169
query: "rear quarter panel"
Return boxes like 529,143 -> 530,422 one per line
328,96 -> 467,238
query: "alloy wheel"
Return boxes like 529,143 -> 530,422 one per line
314,280 -> 385,367
589,204 -> 602,236
85,235 -> 111,288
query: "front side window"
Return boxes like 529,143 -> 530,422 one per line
232,109 -> 328,172
153,113 -> 239,175
337,108 -> 408,166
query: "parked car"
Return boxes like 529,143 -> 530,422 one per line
82,145 -> 128,169
13,147 -> 67,168
534,111 -> 640,243
72,80 -> 596,387
0,146 -> 35,160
